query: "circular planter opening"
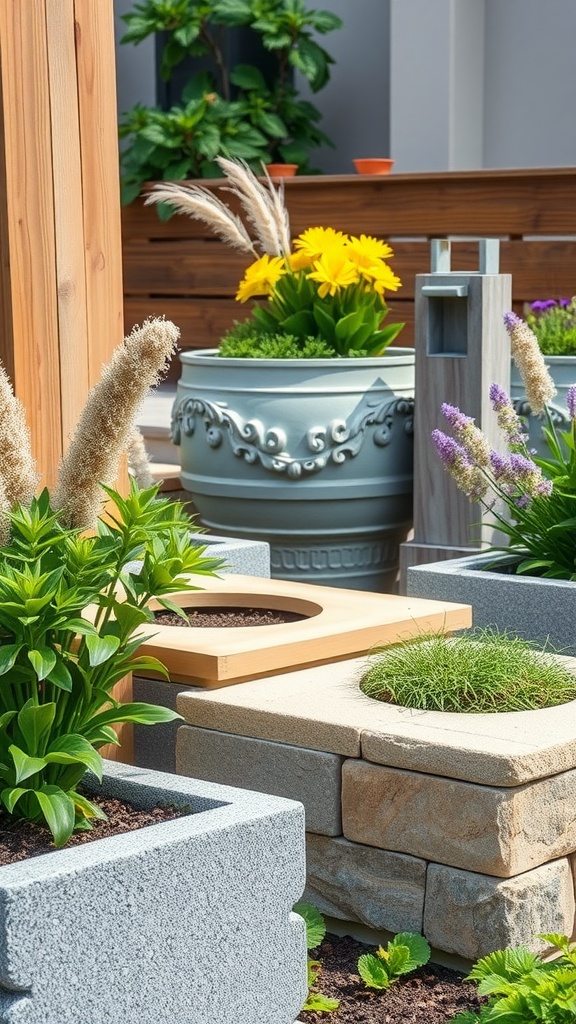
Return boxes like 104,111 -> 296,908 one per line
154,593 -> 323,628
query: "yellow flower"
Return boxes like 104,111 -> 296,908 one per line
346,234 -> 394,267
236,254 -> 287,302
362,261 -> 402,295
307,246 -> 360,298
291,227 -> 348,269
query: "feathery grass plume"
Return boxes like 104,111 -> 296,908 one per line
0,363 -> 38,507
127,426 -> 154,488
503,311 -> 556,414
217,156 -> 291,256
54,317 -> 180,529
0,475 -> 12,546
145,182 -> 257,256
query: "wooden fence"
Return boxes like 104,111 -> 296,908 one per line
122,167 -> 576,380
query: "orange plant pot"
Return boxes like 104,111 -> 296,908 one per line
353,158 -> 395,175
264,163 -> 299,178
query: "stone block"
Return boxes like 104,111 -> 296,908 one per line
193,535 -> 271,577
304,835 -> 426,934
0,762 -> 307,1024
424,860 -> 576,961
133,676 -> 192,774
176,725 -> 343,835
341,760 -> 576,877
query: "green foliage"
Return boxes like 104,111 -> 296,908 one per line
527,299 -> 576,356
0,482 -> 223,846
293,902 -> 340,1014
448,934 -> 576,1023
218,322 -> 339,359
119,0 -> 342,197
360,628 -> 576,713
357,932 -> 431,991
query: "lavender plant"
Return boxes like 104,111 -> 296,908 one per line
0,318 -> 222,846
432,312 -> 576,580
527,296 -> 576,356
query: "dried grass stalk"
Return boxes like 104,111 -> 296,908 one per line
54,317 -> 179,528
504,312 -> 556,415
145,182 -> 257,256
0,364 -> 38,507
217,157 -> 290,256
127,426 -> 154,489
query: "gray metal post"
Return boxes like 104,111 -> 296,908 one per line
399,239 -> 511,593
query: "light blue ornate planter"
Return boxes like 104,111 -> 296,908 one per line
171,349 -> 415,591
511,355 -> 575,454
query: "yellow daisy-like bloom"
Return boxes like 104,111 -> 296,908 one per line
346,234 -> 394,267
362,261 -> 402,295
236,254 -> 287,302
307,246 -> 360,298
291,226 -> 348,269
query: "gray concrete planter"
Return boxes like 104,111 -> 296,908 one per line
407,551 -> 576,654
0,762 -> 307,1024
171,348 -> 415,592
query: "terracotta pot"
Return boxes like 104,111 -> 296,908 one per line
265,163 -> 298,178
353,158 -> 394,175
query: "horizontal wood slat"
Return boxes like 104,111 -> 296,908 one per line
122,169 -> 576,358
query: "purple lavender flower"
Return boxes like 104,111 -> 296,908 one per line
489,383 -> 511,410
489,451 -> 510,478
514,495 -> 531,509
503,311 -> 522,331
509,453 -> 538,476
530,301 -> 549,313
567,383 -> 576,420
441,403 -> 474,429
431,430 -> 468,467
559,297 -> 571,308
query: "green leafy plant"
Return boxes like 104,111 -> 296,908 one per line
293,902 -> 340,1013
119,0 -> 342,201
148,158 -> 404,357
448,933 -> 576,1023
0,316 -> 223,847
357,932 -> 431,991
433,311 -> 576,580
359,628 -> 576,713
527,298 -> 576,356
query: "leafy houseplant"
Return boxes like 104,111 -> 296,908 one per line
0,317 -> 222,847
526,297 -> 576,356
119,0 -> 342,203
145,158 -> 414,592
448,933 -> 576,1023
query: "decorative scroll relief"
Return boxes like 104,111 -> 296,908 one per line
171,395 -> 414,479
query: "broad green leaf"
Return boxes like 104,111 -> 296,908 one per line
1,785 -> 29,814
302,992 -> 340,1012
155,596 -> 190,621
17,701 -> 56,754
45,734 -> 102,780
35,785 -> 76,847
46,658 -> 73,692
357,953 -> 392,990
28,647 -> 57,681
72,791 -> 108,822
229,63 -> 267,90
9,745 -> 47,783
61,618 -> 98,636
293,902 -> 325,950
389,932 -> 431,972
0,644 -> 21,675
85,633 -> 121,667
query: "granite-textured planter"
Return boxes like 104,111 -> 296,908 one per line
406,551 -> 576,654
175,657 -> 576,961
0,762 -> 306,1024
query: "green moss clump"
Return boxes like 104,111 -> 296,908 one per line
218,321 -> 367,359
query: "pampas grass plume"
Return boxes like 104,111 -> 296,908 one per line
127,426 -> 154,489
54,318 -> 179,528
0,364 -> 38,507
145,182 -> 256,256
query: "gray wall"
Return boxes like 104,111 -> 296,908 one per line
483,0 -> 576,168
114,0 -> 155,118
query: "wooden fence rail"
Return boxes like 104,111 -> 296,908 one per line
122,167 -> 576,379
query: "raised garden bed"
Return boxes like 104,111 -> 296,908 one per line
174,655 -> 576,962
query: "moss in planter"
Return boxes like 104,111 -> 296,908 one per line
359,628 -> 576,713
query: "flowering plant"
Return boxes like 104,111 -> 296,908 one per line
0,319 -> 221,846
432,311 -> 576,580
146,157 -> 404,358
526,296 -> 576,356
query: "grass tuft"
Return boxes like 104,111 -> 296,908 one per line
359,628 -> 576,713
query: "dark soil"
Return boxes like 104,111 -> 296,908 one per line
154,606 -> 307,627
298,935 -> 484,1024
0,795 -> 185,865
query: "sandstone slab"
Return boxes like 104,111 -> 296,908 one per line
304,835 -> 426,934
424,859 -> 576,961
177,725 -> 343,835
341,760 -> 576,877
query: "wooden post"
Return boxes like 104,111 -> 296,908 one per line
0,0 -> 132,761
399,239 -> 512,592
